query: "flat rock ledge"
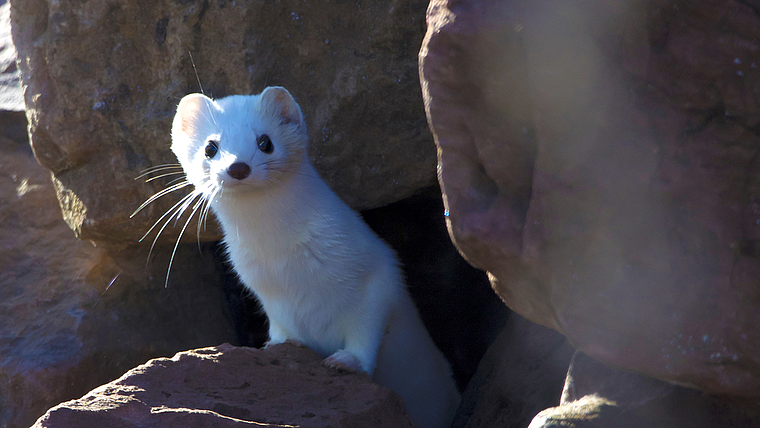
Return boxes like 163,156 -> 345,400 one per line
31,343 -> 414,428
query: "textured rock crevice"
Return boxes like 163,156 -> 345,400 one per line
452,314 -> 574,428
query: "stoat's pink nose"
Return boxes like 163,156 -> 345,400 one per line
227,162 -> 251,180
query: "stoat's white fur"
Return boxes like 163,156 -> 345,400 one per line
170,87 -> 460,428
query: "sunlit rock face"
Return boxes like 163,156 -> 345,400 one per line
420,0 -> 760,397
11,0 -> 436,245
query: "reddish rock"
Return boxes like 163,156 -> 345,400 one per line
420,0 -> 760,397
32,343 -> 415,428
10,0 -> 436,245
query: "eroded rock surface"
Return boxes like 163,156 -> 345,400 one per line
32,343 -> 415,428
420,0 -> 760,397
11,0 -> 436,244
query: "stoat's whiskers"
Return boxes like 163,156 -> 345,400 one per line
132,165 -> 219,287
164,176 -> 188,187
166,185 -> 210,287
146,185 -> 199,248
134,164 -> 185,180
144,171 -> 186,183
131,180 -> 191,218
198,184 -> 219,238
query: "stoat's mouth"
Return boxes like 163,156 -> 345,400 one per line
217,179 -> 249,191
215,177 -> 272,193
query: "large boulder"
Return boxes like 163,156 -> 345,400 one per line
11,0 -> 436,245
420,0 -> 760,397
31,343 -> 415,428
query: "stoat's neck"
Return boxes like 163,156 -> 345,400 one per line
210,161 -> 338,259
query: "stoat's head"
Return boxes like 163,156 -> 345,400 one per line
171,86 -> 308,194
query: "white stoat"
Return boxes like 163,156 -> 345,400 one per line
169,87 -> 460,428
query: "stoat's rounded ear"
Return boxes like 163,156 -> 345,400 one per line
261,86 -> 303,126
174,93 -> 214,136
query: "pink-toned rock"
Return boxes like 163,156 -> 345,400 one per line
32,343 -> 415,428
420,0 -> 760,397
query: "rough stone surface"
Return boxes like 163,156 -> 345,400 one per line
0,116 -> 239,428
420,0 -> 760,397
10,0 -> 436,245
529,352 -> 760,428
31,343 -> 415,428
452,314 -> 574,428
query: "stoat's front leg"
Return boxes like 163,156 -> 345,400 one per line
265,318 -> 299,347
324,266 -> 398,375
324,349 -> 364,373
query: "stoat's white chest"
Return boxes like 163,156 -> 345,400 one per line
210,171 -> 383,356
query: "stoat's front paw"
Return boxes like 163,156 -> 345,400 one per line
264,338 -> 284,348
265,338 -> 305,348
324,350 -> 363,373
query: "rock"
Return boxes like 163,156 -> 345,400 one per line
31,343 -> 415,428
452,314 -> 574,428
10,0 -> 436,245
529,395 -> 639,428
0,117 -> 240,428
528,352 -> 760,428
420,0 -> 760,396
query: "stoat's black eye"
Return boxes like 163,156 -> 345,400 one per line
257,134 -> 273,154
205,140 -> 219,158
